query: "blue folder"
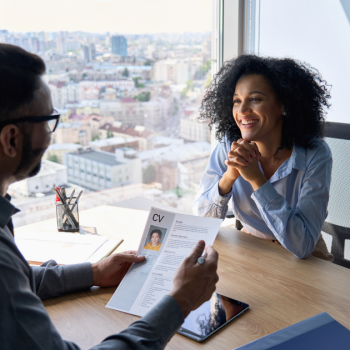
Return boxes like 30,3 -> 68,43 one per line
235,312 -> 350,350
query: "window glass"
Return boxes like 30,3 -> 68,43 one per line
256,0 -> 350,123
1,0 -> 212,225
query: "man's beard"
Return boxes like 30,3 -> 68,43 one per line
14,129 -> 46,181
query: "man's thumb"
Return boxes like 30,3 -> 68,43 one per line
188,240 -> 205,264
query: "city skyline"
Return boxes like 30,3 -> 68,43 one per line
0,0 -> 212,34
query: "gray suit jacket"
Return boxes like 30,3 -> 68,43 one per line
0,195 -> 183,349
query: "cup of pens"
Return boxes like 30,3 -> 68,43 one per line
55,187 -> 83,232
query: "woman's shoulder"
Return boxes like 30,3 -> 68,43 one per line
215,135 -> 233,152
303,138 -> 332,164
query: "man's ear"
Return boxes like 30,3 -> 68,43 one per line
0,125 -> 21,158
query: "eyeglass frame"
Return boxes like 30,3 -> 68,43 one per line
0,109 -> 61,133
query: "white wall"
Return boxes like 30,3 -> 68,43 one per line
257,0 -> 350,123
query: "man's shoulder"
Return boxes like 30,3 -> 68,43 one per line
0,227 -> 31,277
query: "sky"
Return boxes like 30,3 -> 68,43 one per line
0,0 -> 212,33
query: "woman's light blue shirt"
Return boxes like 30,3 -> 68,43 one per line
193,137 -> 332,259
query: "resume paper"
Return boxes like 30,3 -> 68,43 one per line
106,207 -> 222,317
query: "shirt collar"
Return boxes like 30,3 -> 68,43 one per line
0,194 -> 20,229
290,145 -> 307,171
269,145 -> 307,183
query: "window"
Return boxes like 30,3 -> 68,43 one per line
244,0 -> 350,124
3,0 -> 213,225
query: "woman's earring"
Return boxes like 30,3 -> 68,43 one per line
282,111 -> 287,116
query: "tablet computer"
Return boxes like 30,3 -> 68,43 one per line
177,293 -> 249,342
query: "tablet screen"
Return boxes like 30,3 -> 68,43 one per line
177,293 -> 249,342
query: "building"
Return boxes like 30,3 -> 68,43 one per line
153,59 -> 188,84
111,35 -> 127,57
8,160 -> 67,197
139,141 -> 211,191
180,112 -> 210,142
83,45 -> 90,62
83,43 -> 96,63
88,136 -> 139,152
54,122 -> 92,146
89,43 -> 96,60
58,109 -> 70,123
31,37 -> 39,53
148,136 -> 184,149
79,80 -> 134,101
63,148 -> 141,191
57,35 -> 66,55
100,97 -> 170,130
99,122 -> 156,151
65,100 -> 100,116
100,98 -> 143,126
69,114 -> 114,138
153,58 -> 201,85
48,81 -> 79,109
44,143 -> 82,164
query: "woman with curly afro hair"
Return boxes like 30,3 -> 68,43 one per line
193,55 -> 333,261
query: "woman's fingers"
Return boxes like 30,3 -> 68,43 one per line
229,146 -> 252,162
227,154 -> 248,166
234,139 -> 261,160
248,141 -> 261,160
225,159 -> 243,170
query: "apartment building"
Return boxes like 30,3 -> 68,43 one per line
63,148 -> 141,191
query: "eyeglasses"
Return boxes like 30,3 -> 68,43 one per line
0,108 -> 60,133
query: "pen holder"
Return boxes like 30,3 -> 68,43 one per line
56,199 -> 80,232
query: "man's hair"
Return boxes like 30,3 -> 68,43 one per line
150,229 -> 162,240
0,44 -> 46,122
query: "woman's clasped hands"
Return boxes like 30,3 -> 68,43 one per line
224,139 -> 267,191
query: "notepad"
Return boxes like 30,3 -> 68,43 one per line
236,312 -> 350,350
15,232 -> 123,265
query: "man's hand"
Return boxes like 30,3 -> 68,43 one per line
169,240 -> 219,318
92,251 -> 145,287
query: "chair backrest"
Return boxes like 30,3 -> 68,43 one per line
322,121 -> 350,268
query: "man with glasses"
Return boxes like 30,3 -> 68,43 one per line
0,44 -> 219,349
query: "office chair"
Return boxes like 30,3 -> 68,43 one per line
226,209 -> 243,230
322,122 -> 350,268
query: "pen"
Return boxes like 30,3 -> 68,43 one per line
62,189 -> 76,224
197,251 -> 207,265
70,190 -> 83,213
61,188 -> 66,202
97,240 -> 124,262
55,188 -> 78,228
67,189 -> 75,204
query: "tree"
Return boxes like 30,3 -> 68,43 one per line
194,60 -> 211,80
133,77 -> 145,88
49,154 -> 59,163
122,67 -> 129,77
134,91 -> 151,102
143,164 -> 156,184
204,74 -> 211,89
92,135 -> 100,141
107,130 -> 113,138
144,60 -> 152,66
181,80 -> 194,98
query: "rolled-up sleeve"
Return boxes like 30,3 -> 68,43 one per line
193,138 -> 232,219
251,144 -> 332,259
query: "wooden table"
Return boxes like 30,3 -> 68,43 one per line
15,197 -> 350,349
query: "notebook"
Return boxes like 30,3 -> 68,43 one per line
236,312 -> 350,350
15,231 -> 123,265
